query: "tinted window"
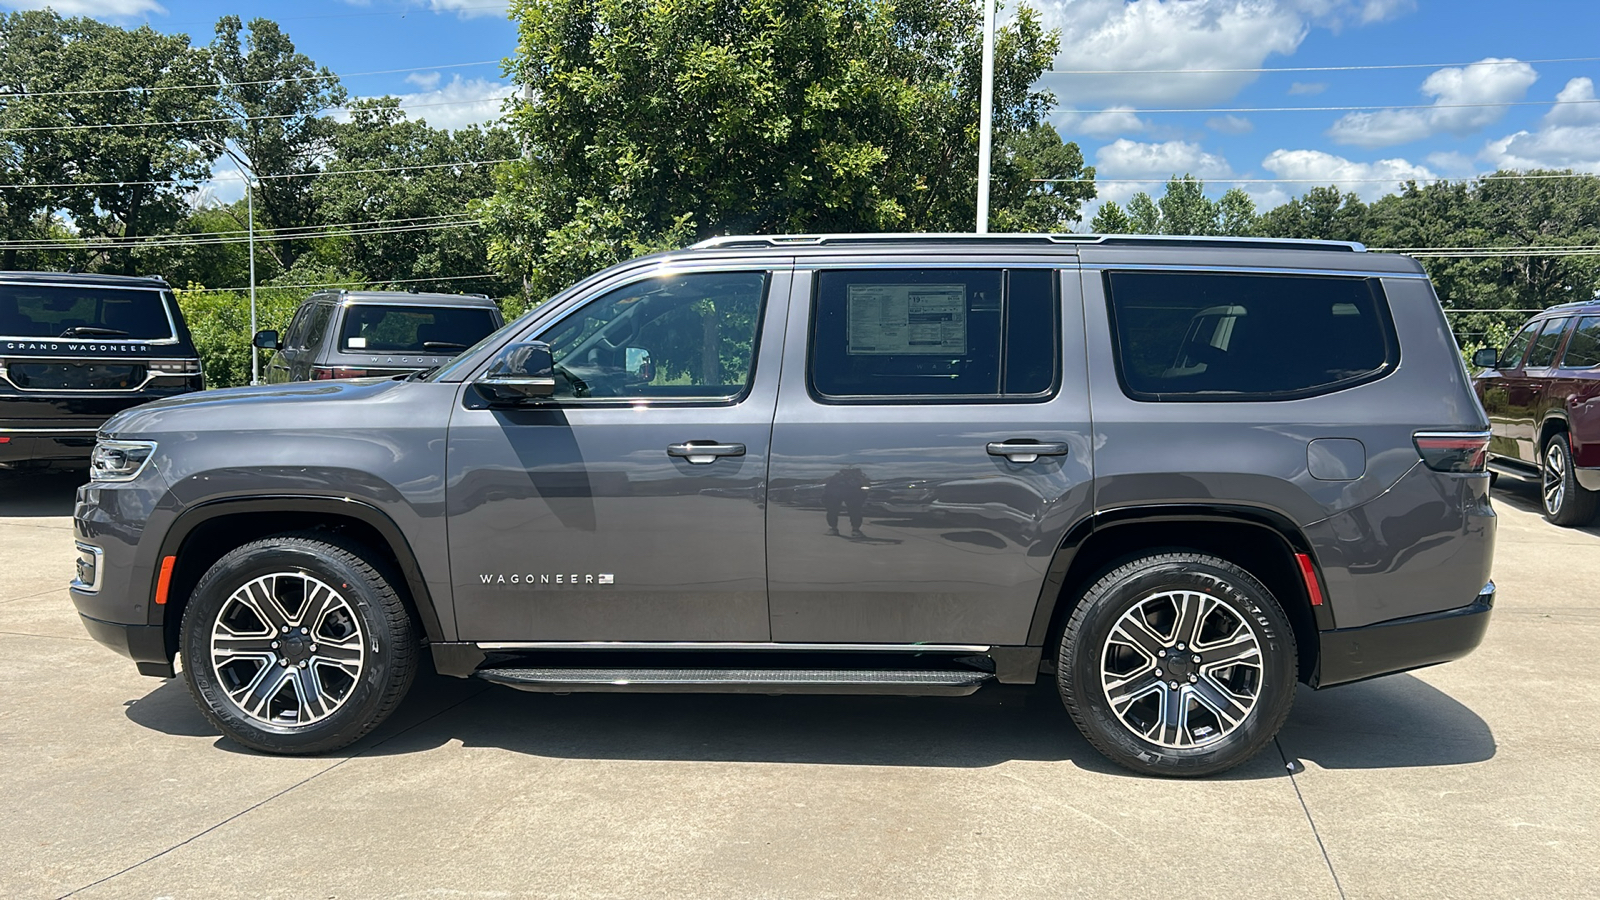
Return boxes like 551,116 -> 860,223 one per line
0,284 -> 174,340
1525,317 -> 1571,368
340,305 -> 498,353
539,272 -> 767,401
1105,271 -> 1393,400
1561,316 -> 1600,368
810,268 -> 1058,400
304,304 -> 334,351
281,306 -> 311,350
1500,321 -> 1540,369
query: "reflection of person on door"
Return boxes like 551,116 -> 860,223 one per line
823,466 -> 870,537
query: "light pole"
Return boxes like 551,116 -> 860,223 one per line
975,0 -> 996,234
206,138 -> 261,385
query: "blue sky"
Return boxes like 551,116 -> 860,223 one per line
8,0 -> 1600,220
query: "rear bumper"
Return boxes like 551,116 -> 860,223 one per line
1313,582 -> 1494,688
1576,466 -> 1600,492
76,614 -> 174,678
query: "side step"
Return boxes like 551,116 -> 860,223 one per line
1488,459 -> 1540,483
475,667 -> 993,696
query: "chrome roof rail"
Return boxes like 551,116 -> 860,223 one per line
688,233 -> 1366,252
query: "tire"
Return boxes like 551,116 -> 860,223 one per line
180,534 -> 418,754
1541,433 -> 1600,527
1057,552 -> 1298,778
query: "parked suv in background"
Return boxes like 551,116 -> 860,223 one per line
71,235 -> 1496,777
254,289 -> 503,381
2,272 -> 203,469
1473,301 -> 1600,525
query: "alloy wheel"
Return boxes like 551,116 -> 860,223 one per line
1099,589 -> 1264,748
1544,441 -> 1567,516
209,571 -> 366,727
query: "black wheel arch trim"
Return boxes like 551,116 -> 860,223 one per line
149,494 -> 447,644
1312,583 -> 1493,688
1026,503 -> 1336,648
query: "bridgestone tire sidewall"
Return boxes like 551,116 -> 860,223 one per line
180,539 -> 414,755
1060,555 -> 1297,777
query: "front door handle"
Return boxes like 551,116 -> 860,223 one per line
986,440 -> 1069,464
667,441 -> 747,464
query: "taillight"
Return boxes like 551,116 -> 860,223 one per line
1413,431 -> 1491,473
313,366 -> 370,380
148,359 -> 200,374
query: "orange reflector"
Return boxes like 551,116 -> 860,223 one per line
1295,552 -> 1324,607
154,555 -> 176,605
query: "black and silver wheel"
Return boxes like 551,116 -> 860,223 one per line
1057,552 -> 1297,777
181,534 -> 418,754
1541,433 -> 1599,526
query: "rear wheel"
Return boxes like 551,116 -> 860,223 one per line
180,534 -> 418,754
1057,552 -> 1298,777
1541,433 -> 1599,526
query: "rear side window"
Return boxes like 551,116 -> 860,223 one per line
304,304 -> 334,351
340,305 -> 499,353
0,284 -> 174,341
1561,316 -> 1600,368
809,268 -> 1059,401
1104,271 -> 1395,401
1525,317 -> 1571,368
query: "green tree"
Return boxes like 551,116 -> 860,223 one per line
1217,188 -> 1259,236
1126,192 -> 1161,234
485,0 -> 1084,298
988,123 -> 1096,232
0,11 -> 74,269
1256,185 -> 1368,242
1156,175 -> 1218,235
1090,201 -> 1133,233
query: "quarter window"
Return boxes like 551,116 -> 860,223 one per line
1525,317 -> 1571,368
1561,316 -> 1600,368
1104,271 -> 1395,401
809,268 -> 1059,401
537,271 -> 768,402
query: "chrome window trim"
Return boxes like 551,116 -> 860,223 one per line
1081,263 -> 1427,279
71,542 -> 104,593
474,641 -> 994,652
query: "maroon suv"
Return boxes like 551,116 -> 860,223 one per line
1473,302 -> 1600,525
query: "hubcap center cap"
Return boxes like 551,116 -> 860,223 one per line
280,633 -> 312,664
1163,651 -> 1196,679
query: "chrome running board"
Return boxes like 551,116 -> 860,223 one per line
475,667 -> 993,696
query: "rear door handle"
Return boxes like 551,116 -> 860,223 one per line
667,441 -> 746,464
986,441 -> 1069,464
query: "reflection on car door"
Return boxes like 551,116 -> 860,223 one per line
444,269 -> 789,642
1511,317 -> 1571,461
764,265 -> 1093,645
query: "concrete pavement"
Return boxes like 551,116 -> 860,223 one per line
0,470 -> 1593,899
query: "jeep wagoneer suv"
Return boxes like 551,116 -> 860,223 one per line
70,235 -> 1496,776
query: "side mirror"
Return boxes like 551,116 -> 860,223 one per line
473,341 -> 556,405
1472,347 -> 1498,369
253,330 -> 280,351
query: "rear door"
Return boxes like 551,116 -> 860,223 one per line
764,262 -> 1093,645
445,267 -> 789,641
1512,317 -> 1572,461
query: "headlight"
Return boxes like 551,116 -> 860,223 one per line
90,439 -> 157,482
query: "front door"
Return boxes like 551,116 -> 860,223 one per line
446,269 -> 788,641
764,265 -> 1094,646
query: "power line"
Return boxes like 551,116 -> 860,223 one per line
1047,55 -> 1600,75
1035,172 -> 1599,185
0,94 -> 514,135
0,213 -> 472,247
176,272 -> 503,295
0,60 -> 501,101
0,157 -> 519,190
1059,98 -> 1600,116
0,219 -> 480,252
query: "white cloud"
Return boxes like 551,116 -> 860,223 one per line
1207,114 -> 1254,134
1543,77 -> 1600,127
1288,81 -> 1327,95
1031,0 -> 1415,106
405,71 -> 443,91
1424,151 -> 1479,178
1092,139 -> 1235,205
1328,58 -> 1538,148
1079,107 -> 1149,138
1260,148 -> 1437,199
0,0 -> 164,15
429,0 -> 508,19
350,76 -> 514,131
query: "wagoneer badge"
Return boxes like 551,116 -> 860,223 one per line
479,573 -> 614,585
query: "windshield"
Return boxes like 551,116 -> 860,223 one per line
0,283 -> 175,340
339,305 -> 499,353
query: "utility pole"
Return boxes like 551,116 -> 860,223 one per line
975,0 -> 996,234
207,138 -> 261,385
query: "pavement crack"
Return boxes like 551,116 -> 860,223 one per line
1276,738 -> 1347,900
0,629 -> 91,642
55,683 -> 491,899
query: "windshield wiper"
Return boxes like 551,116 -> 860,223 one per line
59,326 -> 129,337
423,341 -> 469,350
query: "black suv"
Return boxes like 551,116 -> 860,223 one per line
1,272 -> 203,469
254,289 -> 504,381
71,235 -> 1497,777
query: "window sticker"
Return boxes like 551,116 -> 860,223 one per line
845,283 -> 967,355
347,336 -> 367,348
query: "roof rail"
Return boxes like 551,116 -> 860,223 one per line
688,233 -> 1366,252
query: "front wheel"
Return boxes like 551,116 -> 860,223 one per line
1541,433 -> 1600,526
180,534 -> 418,754
1057,552 -> 1298,777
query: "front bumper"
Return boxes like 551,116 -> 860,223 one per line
1313,582 -> 1495,688
77,614 -> 174,678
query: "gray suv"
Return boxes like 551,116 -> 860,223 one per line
70,235 -> 1496,776
253,289 -> 503,381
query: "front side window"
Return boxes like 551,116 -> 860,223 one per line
537,271 -> 768,402
1500,321 -> 1541,369
1105,271 -> 1395,401
1560,316 -> 1600,368
339,305 -> 498,353
0,284 -> 173,340
809,268 -> 1059,401
1524,317 -> 1571,369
